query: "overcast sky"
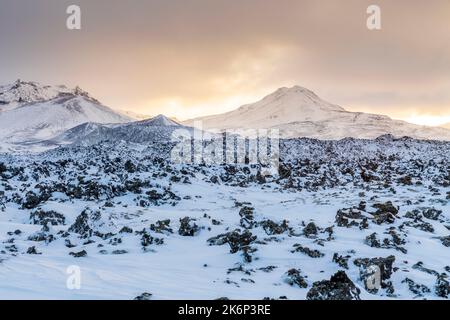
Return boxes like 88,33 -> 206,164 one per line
0,0 -> 449,124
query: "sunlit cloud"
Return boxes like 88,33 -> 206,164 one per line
0,0 -> 448,123
405,114 -> 450,127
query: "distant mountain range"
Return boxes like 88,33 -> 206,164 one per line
0,80 -> 449,153
184,86 -> 450,140
49,114 -> 189,148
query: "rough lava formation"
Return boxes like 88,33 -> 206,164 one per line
0,81 -> 448,299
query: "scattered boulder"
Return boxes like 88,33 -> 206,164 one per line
112,250 -> 128,255
258,266 -> 277,273
207,229 -> 257,263
30,210 -> 65,226
178,217 -> 199,236
332,253 -> 351,269
372,201 -> 399,215
283,269 -> 308,288
68,209 -> 102,238
69,250 -> 87,258
22,191 -> 45,210
306,271 -> 361,300
335,208 -> 368,229
438,236 -> 450,247
402,278 -> 431,297
397,175 -> 413,185
28,226 -> 55,243
139,229 -> 164,249
401,220 -> 435,233
435,274 -> 450,298
124,160 -> 136,173
26,246 -> 40,254
210,175 -> 220,184
365,230 -> 407,254
291,244 -> 324,258
0,162 -> 6,174
411,262 -> 449,298
303,222 -> 318,237
119,226 -> 133,234
239,206 -> 256,229
371,201 -> 399,225
150,219 -> 173,234
134,292 -> 152,300
7,230 -> 22,236
412,261 -> 439,276
227,264 -> 254,275
422,208 -> 442,221
259,219 -> 289,235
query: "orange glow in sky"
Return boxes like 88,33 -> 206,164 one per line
0,0 -> 448,125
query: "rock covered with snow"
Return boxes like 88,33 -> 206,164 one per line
0,136 -> 448,299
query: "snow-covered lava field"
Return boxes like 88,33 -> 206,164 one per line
0,136 -> 448,300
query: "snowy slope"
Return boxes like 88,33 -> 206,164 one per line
0,81 -> 132,151
135,114 -> 181,127
184,86 -> 450,141
0,80 -> 72,112
49,114 -> 192,146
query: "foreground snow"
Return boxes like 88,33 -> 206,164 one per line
0,184 -> 448,299
0,137 -> 448,300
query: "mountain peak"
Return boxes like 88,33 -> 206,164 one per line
274,85 -> 317,96
183,85 -> 450,141
258,85 -> 345,113
0,80 -> 132,147
0,80 -> 59,106
0,80 -> 98,107
137,114 -> 181,127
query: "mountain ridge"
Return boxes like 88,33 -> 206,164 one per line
48,114 -> 189,147
1,81 -> 449,153
0,80 -> 132,151
183,86 -> 450,141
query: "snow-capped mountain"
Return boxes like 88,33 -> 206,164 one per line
442,122 -> 450,129
135,114 -> 181,127
0,80 -> 132,151
184,86 -> 450,141
50,114 -> 191,146
0,80 -> 73,112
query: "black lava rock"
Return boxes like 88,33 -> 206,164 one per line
306,271 -> 361,300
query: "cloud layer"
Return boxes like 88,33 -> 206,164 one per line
0,0 -> 449,124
